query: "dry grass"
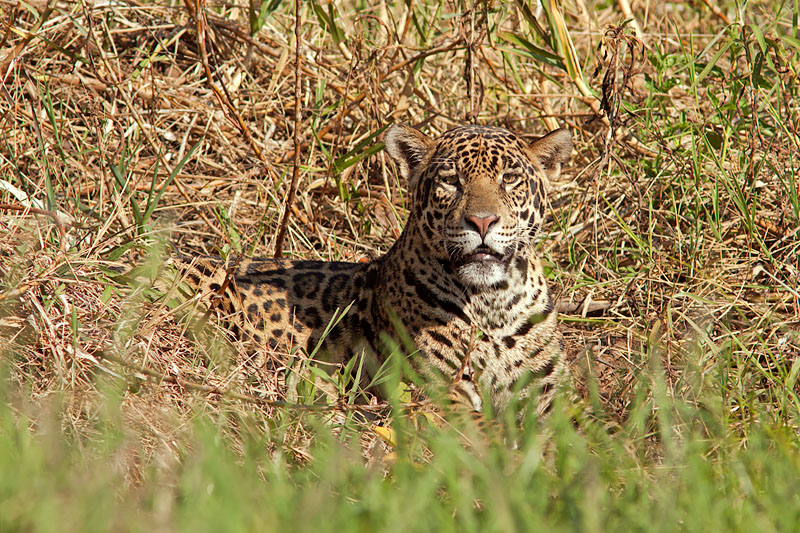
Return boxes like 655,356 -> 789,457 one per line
1,0 -> 799,469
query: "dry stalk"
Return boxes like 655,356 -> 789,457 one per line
274,0 -> 303,258
192,0 -> 268,165
700,0 -> 731,24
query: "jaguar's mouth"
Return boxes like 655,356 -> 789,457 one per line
454,246 -> 505,266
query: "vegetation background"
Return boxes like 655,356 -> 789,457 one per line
1,0 -> 799,529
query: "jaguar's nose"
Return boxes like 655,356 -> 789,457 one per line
465,214 -> 500,240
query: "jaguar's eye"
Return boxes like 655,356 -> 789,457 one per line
440,169 -> 459,185
501,172 -> 521,186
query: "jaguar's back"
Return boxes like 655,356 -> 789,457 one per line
181,258 -> 374,363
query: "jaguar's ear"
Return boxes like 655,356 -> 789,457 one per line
384,124 -> 435,181
528,128 -> 573,181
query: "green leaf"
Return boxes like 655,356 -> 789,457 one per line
311,1 -> 345,44
498,31 -> 564,70
780,34 -> 800,52
749,23 -> 768,54
333,125 -> 390,174
141,139 -> 203,227
690,39 -> 732,91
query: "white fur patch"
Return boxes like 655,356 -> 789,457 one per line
457,261 -> 507,286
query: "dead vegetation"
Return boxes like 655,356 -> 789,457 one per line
1,0 -> 799,467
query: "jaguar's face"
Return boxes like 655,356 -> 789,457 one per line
385,124 -> 572,286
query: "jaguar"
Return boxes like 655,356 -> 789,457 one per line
167,123 -> 572,414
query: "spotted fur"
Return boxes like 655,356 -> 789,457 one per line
170,124 -> 572,414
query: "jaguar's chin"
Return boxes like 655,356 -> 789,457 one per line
456,262 -> 507,286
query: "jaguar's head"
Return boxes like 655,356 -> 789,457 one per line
385,124 -> 572,287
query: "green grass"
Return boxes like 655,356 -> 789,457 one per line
2,365 -> 800,532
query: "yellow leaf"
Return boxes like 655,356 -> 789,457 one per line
372,425 -> 397,447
